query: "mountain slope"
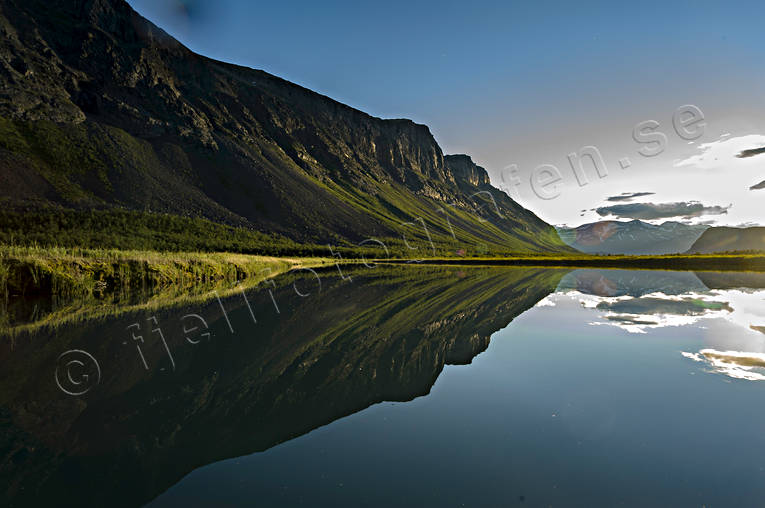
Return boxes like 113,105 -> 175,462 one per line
686,227 -> 765,253
0,0 -> 569,254
556,220 -> 708,255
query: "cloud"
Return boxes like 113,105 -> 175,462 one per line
674,134 -> 765,169
605,192 -> 655,202
595,201 -> 730,220
737,147 -> 765,158
673,135 -> 765,196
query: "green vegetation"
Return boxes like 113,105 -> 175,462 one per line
0,244 -> 337,299
381,253 -> 765,271
320,179 -> 568,254
0,207 -> 331,255
686,226 -> 765,254
0,206 -> 566,258
0,117 -> 114,202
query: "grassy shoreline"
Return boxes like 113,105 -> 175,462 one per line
2,247 -> 764,336
377,253 -> 765,271
2,246 -> 765,300
0,245 -> 339,299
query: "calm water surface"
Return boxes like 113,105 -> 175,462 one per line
2,267 -> 765,507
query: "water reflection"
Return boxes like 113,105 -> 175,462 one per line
557,268 -> 709,297
0,266 -> 565,507
682,349 -> 765,381
2,266 -> 765,506
552,269 -> 765,380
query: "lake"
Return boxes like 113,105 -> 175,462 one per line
2,266 -> 765,507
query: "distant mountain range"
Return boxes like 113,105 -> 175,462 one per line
687,227 -> 765,253
556,220 -> 709,255
0,0 -> 569,254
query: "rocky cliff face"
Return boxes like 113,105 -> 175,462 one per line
445,154 -> 491,187
0,0 -> 569,252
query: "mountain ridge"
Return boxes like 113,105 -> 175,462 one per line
556,219 -> 709,255
0,0 -> 570,254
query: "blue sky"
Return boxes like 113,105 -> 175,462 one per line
126,0 -> 765,226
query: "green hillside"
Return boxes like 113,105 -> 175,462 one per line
686,226 -> 765,254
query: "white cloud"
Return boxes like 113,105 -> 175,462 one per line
674,134 -> 765,169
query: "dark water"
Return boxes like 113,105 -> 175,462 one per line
2,266 -> 765,507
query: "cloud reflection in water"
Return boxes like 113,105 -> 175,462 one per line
547,269 -> 765,381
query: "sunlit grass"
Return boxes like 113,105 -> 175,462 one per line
0,244 -> 338,298
0,245 -> 345,337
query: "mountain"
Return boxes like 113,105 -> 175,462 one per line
556,220 -> 709,255
0,0 -> 569,255
686,226 -> 765,253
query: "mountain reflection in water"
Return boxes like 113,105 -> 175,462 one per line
2,266 -> 765,507
0,266 -> 563,506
